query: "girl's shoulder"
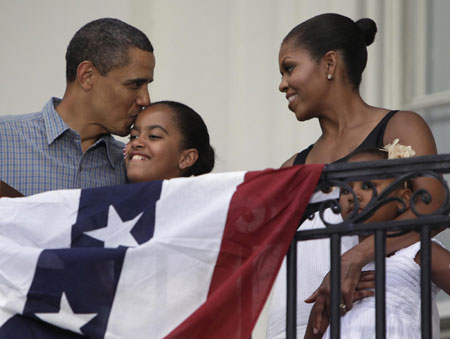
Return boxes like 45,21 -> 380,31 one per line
395,238 -> 445,260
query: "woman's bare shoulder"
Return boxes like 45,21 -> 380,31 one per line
385,110 -> 433,130
384,110 -> 437,155
281,154 -> 297,168
389,110 -> 427,124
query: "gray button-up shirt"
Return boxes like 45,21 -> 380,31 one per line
0,98 -> 127,196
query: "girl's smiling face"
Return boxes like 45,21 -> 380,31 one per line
124,104 -> 188,183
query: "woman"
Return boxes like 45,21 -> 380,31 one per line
124,100 -> 215,182
267,13 -> 441,338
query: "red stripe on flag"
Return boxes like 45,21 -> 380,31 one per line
166,164 -> 324,338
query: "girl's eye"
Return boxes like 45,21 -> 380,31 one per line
340,188 -> 349,195
362,181 -> 374,190
129,135 -> 138,140
148,135 -> 161,140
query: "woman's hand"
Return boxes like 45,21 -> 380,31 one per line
304,256 -> 375,334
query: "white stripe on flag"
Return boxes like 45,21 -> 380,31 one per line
105,172 -> 246,339
0,189 -> 81,327
0,189 -> 81,248
0,235 -> 42,326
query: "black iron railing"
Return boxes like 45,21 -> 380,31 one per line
286,154 -> 450,339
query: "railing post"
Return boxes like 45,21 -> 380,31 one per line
420,224 -> 432,339
329,233 -> 341,339
286,237 -> 297,339
375,230 -> 386,339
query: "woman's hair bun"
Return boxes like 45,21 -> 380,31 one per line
356,18 -> 377,46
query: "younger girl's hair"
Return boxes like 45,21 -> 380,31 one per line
151,101 -> 215,177
348,147 -> 388,161
347,147 -> 414,190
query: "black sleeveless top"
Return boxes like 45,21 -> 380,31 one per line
293,110 -> 399,165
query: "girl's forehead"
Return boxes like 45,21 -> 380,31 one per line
136,106 -> 175,125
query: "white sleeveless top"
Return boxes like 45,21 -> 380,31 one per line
323,240 -> 442,339
266,209 -> 358,338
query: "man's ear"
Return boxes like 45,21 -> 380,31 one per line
323,50 -> 338,79
179,149 -> 199,171
76,61 -> 95,90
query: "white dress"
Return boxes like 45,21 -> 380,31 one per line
323,240 -> 441,339
266,208 -> 358,339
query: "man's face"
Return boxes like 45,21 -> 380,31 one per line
90,47 -> 156,136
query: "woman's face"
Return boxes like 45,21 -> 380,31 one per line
124,105 -> 187,183
278,41 -> 329,121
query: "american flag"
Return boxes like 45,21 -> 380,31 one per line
0,165 -> 323,338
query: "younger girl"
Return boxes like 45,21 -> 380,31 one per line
307,144 -> 450,339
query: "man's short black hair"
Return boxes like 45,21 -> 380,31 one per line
65,18 -> 153,82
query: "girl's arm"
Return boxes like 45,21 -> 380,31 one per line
304,295 -> 329,339
415,242 -> 450,295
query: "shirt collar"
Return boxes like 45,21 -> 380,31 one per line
43,97 -> 70,145
42,97 -> 124,169
92,135 -> 124,170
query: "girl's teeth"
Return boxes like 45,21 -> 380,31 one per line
131,155 -> 149,161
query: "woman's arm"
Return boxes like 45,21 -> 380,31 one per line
384,111 -> 443,217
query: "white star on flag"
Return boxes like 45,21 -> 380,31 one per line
84,205 -> 143,247
35,292 -> 97,334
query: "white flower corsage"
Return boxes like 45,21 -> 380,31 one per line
381,138 -> 416,159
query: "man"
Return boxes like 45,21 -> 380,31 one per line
0,18 -> 155,196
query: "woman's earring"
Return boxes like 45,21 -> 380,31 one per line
327,74 -> 333,80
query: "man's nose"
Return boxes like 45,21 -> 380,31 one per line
137,86 -> 151,108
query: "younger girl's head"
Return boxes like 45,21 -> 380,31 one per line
124,101 -> 215,183
339,148 -> 413,223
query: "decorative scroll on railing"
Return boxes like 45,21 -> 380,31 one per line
286,154 -> 450,339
